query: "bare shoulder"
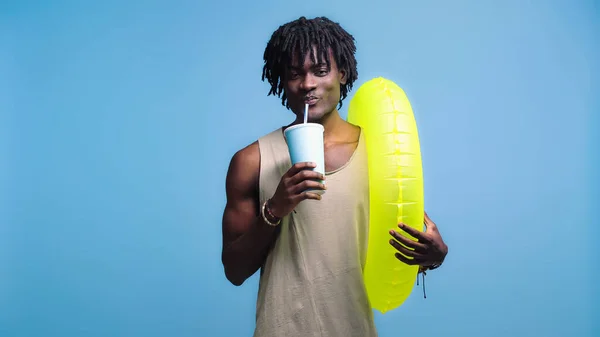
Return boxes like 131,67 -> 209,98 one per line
226,141 -> 260,199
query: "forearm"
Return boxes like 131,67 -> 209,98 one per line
222,215 -> 279,286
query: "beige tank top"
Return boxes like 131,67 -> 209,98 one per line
253,126 -> 377,337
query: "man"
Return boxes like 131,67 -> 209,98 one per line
221,16 -> 448,337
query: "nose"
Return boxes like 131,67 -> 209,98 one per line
300,73 -> 317,92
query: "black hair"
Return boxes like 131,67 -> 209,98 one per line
261,16 -> 358,109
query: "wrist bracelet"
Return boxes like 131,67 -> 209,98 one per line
261,200 -> 281,226
428,263 -> 441,270
424,261 -> 442,271
265,199 -> 279,220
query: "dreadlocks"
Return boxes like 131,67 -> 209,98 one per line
261,16 -> 358,109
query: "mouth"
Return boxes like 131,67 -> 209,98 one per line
304,96 -> 318,105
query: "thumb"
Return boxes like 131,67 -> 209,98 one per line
424,211 -> 438,232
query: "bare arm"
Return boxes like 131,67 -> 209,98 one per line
221,143 -> 279,286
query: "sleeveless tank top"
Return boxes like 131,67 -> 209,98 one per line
254,126 -> 377,337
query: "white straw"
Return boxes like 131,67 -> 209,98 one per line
304,103 -> 309,123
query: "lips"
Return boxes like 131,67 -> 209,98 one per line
304,97 -> 318,105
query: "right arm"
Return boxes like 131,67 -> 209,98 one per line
221,143 -> 279,286
221,143 -> 327,286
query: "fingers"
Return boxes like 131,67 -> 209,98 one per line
289,167 -> 325,185
286,162 -> 318,177
389,238 -> 425,260
286,164 -> 326,198
298,191 -> 322,201
389,229 -> 428,251
293,179 -> 326,194
394,252 -> 423,265
396,223 -> 431,244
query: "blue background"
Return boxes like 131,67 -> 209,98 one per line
2,0 -> 598,336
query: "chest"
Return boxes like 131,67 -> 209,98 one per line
324,141 -> 359,173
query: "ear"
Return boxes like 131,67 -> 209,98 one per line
338,68 -> 347,85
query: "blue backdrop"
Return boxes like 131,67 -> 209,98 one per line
2,0 -> 598,336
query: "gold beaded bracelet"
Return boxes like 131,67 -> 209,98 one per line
261,199 -> 281,226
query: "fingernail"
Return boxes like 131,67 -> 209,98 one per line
389,230 -> 395,235
398,223 -> 404,228
389,239 -> 395,244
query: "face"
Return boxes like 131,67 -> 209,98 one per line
283,46 -> 347,122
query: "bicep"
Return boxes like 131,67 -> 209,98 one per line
222,194 -> 256,243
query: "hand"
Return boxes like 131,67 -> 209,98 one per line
389,211 -> 448,269
269,162 -> 326,218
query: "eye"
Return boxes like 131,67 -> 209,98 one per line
316,68 -> 329,76
288,71 -> 299,80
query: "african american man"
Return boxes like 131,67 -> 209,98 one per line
221,16 -> 449,337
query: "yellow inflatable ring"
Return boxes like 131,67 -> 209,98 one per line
347,77 -> 424,313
